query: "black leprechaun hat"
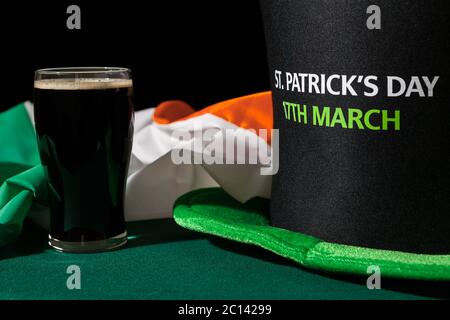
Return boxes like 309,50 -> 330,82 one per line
173,0 -> 450,281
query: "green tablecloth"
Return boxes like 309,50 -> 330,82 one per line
0,218 -> 448,300
0,103 -> 448,300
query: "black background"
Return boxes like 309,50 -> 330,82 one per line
0,0 -> 269,112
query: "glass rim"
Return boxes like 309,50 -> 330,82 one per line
35,67 -> 130,75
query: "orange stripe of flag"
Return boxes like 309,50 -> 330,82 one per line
152,91 -> 273,143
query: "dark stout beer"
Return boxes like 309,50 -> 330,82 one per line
34,73 -> 134,252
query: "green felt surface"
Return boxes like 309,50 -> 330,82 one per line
0,104 -> 448,299
0,218 -> 449,300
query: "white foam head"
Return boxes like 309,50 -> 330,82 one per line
34,78 -> 133,90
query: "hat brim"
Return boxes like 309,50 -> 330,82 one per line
173,188 -> 450,281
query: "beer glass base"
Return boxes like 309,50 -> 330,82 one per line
48,231 -> 128,253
